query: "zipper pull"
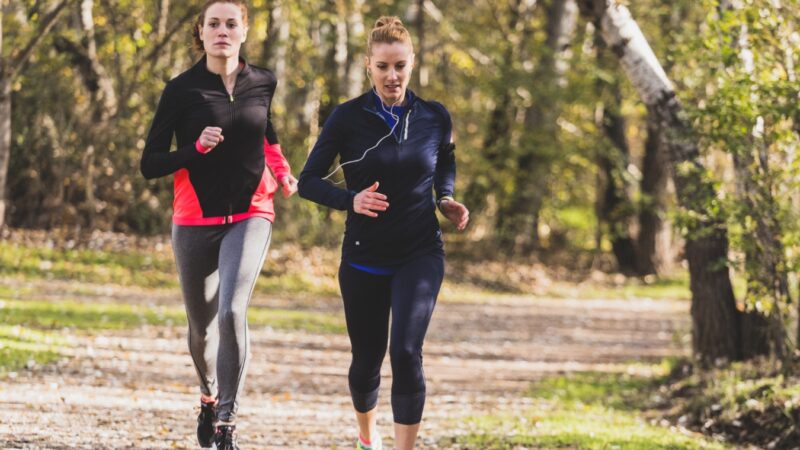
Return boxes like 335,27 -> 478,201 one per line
229,94 -> 234,102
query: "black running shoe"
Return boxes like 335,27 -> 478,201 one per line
197,401 -> 216,448
214,424 -> 239,450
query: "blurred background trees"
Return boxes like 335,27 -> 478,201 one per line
1,0 -> 799,363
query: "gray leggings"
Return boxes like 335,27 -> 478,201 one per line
171,217 -> 272,423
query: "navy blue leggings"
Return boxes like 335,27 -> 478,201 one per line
338,252 -> 444,425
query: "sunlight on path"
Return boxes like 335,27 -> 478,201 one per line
0,288 -> 689,449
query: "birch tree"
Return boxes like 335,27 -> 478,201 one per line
578,0 -> 740,362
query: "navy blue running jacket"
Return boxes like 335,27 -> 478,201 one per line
298,90 -> 456,266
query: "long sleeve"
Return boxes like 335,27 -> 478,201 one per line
433,107 -> 455,200
264,116 -> 291,180
140,81 -> 201,180
298,107 -> 356,211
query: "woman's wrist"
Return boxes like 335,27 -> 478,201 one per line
195,139 -> 210,154
437,196 -> 454,209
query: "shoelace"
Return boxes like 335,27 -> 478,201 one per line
216,426 -> 238,450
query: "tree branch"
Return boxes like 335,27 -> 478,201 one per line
118,6 -> 199,104
9,0 -> 74,81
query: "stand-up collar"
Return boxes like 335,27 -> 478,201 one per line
193,54 -> 251,78
360,88 -> 417,112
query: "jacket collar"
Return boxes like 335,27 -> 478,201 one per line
193,54 -> 251,78
360,88 -> 418,113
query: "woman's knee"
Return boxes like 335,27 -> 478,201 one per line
217,304 -> 246,331
389,344 -> 422,374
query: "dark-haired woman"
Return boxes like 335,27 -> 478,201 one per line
298,15 -> 468,450
140,1 -> 296,448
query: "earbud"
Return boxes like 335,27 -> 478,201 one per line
322,92 -> 405,184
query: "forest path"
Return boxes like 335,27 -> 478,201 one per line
0,280 -> 688,449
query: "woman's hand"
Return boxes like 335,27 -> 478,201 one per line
197,126 -> 224,153
439,198 -> 469,231
353,181 -> 389,218
279,174 -> 298,198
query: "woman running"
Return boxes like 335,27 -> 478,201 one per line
298,16 -> 469,450
140,1 -> 296,448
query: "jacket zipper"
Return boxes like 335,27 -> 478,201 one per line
221,74 -> 236,220
364,107 -> 412,144
229,93 -> 235,123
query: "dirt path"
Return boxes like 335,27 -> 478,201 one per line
0,282 -> 690,449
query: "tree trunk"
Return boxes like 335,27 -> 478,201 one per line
0,0 -> 71,229
156,0 -> 170,41
53,0 -> 117,228
41,113 -> 67,229
155,0 -> 172,70
305,18 -> 323,142
595,95 -> 638,274
497,0 -> 577,253
594,34 -> 638,274
264,0 -> 290,111
719,1 -> 789,360
0,80 -> 10,229
464,0 -> 534,221
413,0 -> 427,88
334,0 -> 348,99
0,7 -> 4,228
732,144 -> 789,359
345,0 -> 365,99
634,0 -> 686,277
637,111 -> 669,275
579,0 -> 740,363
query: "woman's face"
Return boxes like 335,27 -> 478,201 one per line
199,2 -> 248,59
367,42 -> 414,105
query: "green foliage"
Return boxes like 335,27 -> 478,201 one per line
445,364 -> 730,449
656,359 -> 800,448
674,0 -> 800,318
4,0 -> 800,290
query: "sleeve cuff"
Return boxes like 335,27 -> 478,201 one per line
436,195 -> 455,209
195,139 -> 210,154
347,190 -> 357,212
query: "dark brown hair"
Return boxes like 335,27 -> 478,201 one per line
367,16 -> 413,55
192,0 -> 249,52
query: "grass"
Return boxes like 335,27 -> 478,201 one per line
0,239 -> 343,374
0,241 -> 177,288
445,362 -> 731,449
438,273 -> 695,305
0,298 -> 345,334
3,240 -> 712,304
0,240 -> 339,297
548,274 -> 693,301
658,359 -> 800,447
0,297 -> 344,374
0,325 -> 64,375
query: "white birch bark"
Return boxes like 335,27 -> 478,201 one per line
580,0 -> 740,363
346,0 -> 365,98
334,0 -> 348,93
80,0 -> 117,121
593,3 -> 673,106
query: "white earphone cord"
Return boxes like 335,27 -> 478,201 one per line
321,89 -> 403,185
